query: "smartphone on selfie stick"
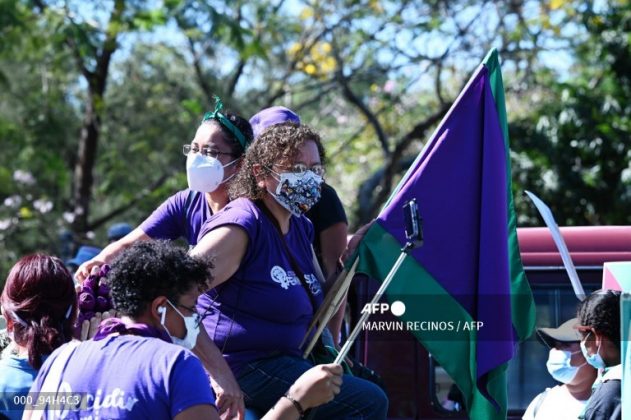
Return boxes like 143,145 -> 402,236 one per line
403,198 -> 423,250
333,198 -> 423,364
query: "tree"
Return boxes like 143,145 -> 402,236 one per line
1,0 -> 629,282
510,1 -> 631,225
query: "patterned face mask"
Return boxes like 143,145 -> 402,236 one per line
268,170 -> 323,216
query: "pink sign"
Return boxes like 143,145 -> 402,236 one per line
602,261 -> 631,291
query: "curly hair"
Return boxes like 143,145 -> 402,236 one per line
203,111 -> 254,156
577,289 -> 621,343
1,254 -> 77,369
229,122 -> 326,200
108,241 -> 212,317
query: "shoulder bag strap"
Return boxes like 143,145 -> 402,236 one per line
255,200 -> 318,315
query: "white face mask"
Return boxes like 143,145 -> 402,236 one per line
186,153 -> 239,193
160,300 -> 201,350
546,348 -> 585,383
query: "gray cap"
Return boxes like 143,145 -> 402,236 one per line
536,317 -> 583,348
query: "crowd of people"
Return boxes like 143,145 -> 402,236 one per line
0,100 -> 387,420
0,98 -> 624,420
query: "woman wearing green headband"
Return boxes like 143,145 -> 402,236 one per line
75,97 -> 252,419
76,96 -> 252,275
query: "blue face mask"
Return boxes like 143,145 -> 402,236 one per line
546,348 -> 585,383
580,331 -> 606,370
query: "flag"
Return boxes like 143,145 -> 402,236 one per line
355,49 -> 536,419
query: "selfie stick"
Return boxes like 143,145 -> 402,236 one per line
333,199 -> 423,365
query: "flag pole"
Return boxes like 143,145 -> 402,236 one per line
333,245 -> 412,364
334,198 -> 423,363
305,243 -> 416,420
305,199 -> 422,420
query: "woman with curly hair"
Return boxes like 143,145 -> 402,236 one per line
0,255 -> 77,419
191,122 -> 388,419
576,289 -> 622,420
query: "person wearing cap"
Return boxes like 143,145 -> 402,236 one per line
65,245 -> 102,274
107,222 -> 133,243
250,106 -> 349,344
74,97 -> 253,419
522,318 -> 597,420
576,290 -> 622,420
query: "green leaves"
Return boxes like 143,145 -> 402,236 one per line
1,0 -> 631,280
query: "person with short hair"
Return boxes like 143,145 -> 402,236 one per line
249,106 -> 348,281
522,318 -> 597,419
0,255 -> 77,420
577,289 -> 622,420
192,122 -> 388,419
25,241 -> 343,420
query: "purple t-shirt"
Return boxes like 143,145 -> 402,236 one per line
197,198 -> 323,376
139,189 -> 211,246
29,335 -> 216,419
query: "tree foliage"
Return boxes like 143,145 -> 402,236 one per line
511,1 -> 631,225
0,0 -> 629,284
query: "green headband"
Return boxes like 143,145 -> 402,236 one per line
202,96 -> 249,151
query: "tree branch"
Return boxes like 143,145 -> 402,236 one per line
331,41 -> 390,157
186,35 -> 215,107
86,173 -> 172,231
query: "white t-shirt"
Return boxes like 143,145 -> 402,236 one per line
523,385 -> 588,420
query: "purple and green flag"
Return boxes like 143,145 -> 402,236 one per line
355,49 -> 536,419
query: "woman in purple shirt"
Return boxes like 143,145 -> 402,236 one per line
191,122 -> 388,419
73,99 -> 253,417
76,98 -> 254,278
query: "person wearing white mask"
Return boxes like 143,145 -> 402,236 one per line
74,96 -> 252,419
76,96 -> 253,279
523,318 -> 597,420
576,289 -> 622,420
